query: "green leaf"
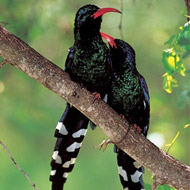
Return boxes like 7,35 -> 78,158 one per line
162,49 -> 176,74
184,123 -> 190,128
176,21 -> 190,51
162,73 -> 178,93
176,61 -> 186,76
162,48 -> 186,77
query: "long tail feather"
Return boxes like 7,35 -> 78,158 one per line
50,104 -> 89,190
116,147 -> 145,190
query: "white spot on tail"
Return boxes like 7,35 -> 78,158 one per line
52,151 -> 58,159
55,156 -> 62,164
63,172 -> 69,178
66,142 -> 82,152
62,158 -> 76,168
131,170 -> 142,183
50,170 -> 56,176
118,166 -> 128,181
72,129 -> 87,138
124,188 -> 129,190
143,101 -> 146,110
103,94 -> 108,103
70,158 -> 76,164
62,161 -> 70,168
52,151 -> 62,164
56,122 -> 68,135
144,125 -> 148,134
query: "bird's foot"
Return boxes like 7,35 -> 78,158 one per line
134,124 -> 141,133
92,92 -> 101,103
120,114 -> 125,119
94,139 -> 112,152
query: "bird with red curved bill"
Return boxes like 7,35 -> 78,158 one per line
101,32 -> 150,190
49,4 -> 121,190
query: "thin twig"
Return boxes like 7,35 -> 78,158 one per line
0,59 -> 6,68
0,140 -> 39,190
119,0 -> 124,40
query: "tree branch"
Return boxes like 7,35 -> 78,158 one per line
185,0 -> 190,21
0,140 -> 39,190
0,26 -> 190,190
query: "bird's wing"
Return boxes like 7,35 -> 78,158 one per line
139,74 -> 150,105
65,47 -> 75,72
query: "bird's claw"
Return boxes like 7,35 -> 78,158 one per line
92,92 -> 101,103
134,124 -> 141,133
120,114 -> 125,119
94,139 -> 112,152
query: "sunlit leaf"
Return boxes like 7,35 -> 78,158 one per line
162,73 -> 178,93
162,49 -> 176,74
176,62 -> 186,76
162,48 -> 186,77
184,15 -> 190,18
184,124 -> 190,128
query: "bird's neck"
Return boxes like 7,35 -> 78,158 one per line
113,60 -> 137,78
74,32 -> 102,49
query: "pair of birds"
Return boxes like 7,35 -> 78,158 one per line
50,4 -> 150,190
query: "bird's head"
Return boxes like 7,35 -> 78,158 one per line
101,32 -> 136,71
74,4 -> 121,40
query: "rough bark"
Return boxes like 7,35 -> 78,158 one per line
0,26 -> 189,190
185,0 -> 190,21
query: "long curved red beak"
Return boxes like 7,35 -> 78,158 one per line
91,8 -> 121,19
100,32 -> 117,49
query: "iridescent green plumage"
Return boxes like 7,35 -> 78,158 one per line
66,36 -> 112,94
108,39 -> 150,190
110,71 -> 141,112
109,39 -> 149,130
50,5 -> 114,190
66,4 -> 112,95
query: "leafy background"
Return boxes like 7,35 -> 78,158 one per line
0,0 -> 189,189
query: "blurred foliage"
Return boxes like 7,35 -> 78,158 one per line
0,0 -> 189,190
162,21 -> 190,93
